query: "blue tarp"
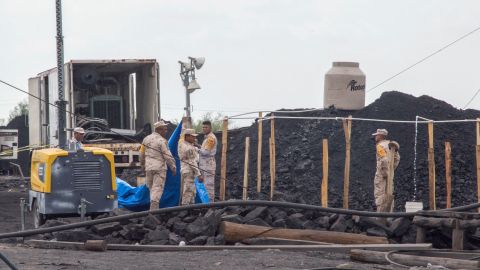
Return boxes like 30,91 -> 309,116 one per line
116,119 -> 210,211
116,177 -> 150,211
159,120 -> 184,208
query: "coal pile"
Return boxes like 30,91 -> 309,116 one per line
217,91 -> 480,211
35,206 -> 480,249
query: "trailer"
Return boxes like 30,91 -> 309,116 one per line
28,59 -> 160,174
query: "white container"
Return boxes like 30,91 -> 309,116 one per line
324,62 -> 366,110
405,201 -> 424,213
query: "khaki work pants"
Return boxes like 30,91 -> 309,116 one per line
146,170 -> 166,210
181,172 -> 196,205
374,165 -> 389,212
200,158 -> 216,202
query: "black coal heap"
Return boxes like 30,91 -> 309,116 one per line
216,91 -> 480,211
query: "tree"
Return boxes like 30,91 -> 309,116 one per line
8,99 -> 28,122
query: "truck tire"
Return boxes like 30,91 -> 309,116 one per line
32,200 -> 46,228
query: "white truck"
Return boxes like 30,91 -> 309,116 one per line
28,59 -> 161,174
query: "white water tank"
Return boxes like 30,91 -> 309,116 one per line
324,62 -> 366,110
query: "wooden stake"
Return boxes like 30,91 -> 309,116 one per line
476,119 -> 480,212
220,117 -> 228,201
257,112 -> 263,193
445,141 -> 452,209
269,137 -> 274,201
427,121 -> 436,210
342,115 -> 352,209
270,114 -> 276,201
321,139 -> 329,207
243,137 -> 250,201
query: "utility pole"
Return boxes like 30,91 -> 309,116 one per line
55,0 -> 67,148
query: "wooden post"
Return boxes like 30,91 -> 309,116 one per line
257,112 -> 263,193
452,219 -> 465,251
321,139 -> 329,207
220,117 -> 228,201
476,119 -> 480,212
243,137 -> 250,201
342,116 -> 352,209
427,121 -> 436,210
270,114 -> 276,201
445,142 -> 452,209
269,137 -> 274,201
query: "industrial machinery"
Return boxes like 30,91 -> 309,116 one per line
29,146 -> 117,228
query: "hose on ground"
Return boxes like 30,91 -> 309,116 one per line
0,252 -> 18,270
1,200 -> 479,240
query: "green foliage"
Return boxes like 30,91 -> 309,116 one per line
192,112 -> 226,133
170,112 -> 228,133
8,99 -> 28,122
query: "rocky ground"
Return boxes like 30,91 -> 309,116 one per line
218,91 -> 480,211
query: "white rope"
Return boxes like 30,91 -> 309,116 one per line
228,115 -> 480,124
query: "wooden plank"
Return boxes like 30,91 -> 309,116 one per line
428,121 -> 436,210
342,116 -> 352,209
257,112 -> 263,193
452,219 -> 465,251
413,216 -> 455,228
25,240 -> 432,253
321,139 -> 329,207
243,137 -> 250,201
85,240 -> 107,251
220,221 -> 388,245
477,119 -> 480,212
242,237 -> 331,246
220,117 -> 228,201
416,226 -> 426,243
445,141 -> 452,209
350,249 -> 479,269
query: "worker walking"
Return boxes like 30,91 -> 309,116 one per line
179,129 -> 202,205
140,121 -> 177,210
68,127 -> 85,150
372,129 -> 400,212
198,121 -> 218,202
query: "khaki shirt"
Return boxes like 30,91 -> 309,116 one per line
376,139 -> 400,172
178,141 -> 200,176
200,132 -> 217,159
141,132 -> 176,172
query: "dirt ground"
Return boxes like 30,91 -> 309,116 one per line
0,177 -> 401,270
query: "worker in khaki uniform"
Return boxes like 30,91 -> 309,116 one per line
179,129 -> 202,205
140,120 -> 177,210
197,121 -> 218,202
372,129 -> 400,212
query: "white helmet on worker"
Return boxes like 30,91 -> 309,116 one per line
372,129 -> 388,136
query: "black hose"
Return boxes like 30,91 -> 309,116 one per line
0,252 -> 18,270
1,200 -> 480,240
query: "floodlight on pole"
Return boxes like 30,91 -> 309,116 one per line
179,56 -> 205,124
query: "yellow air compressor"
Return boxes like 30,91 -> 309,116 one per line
29,147 -> 117,228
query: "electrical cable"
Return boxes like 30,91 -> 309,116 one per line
0,252 -> 18,270
462,87 -> 480,109
1,200 -> 480,240
367,25 -> 480,93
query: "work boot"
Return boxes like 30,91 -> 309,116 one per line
150,201 -> 159,211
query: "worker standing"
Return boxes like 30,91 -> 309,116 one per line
198,121 -> 218,201
179,129 -> 202,205
140,121 -> 177,210
372,129 -> 400,212
68,127 -> 85,150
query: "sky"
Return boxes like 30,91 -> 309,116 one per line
0,0 -> 479,127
